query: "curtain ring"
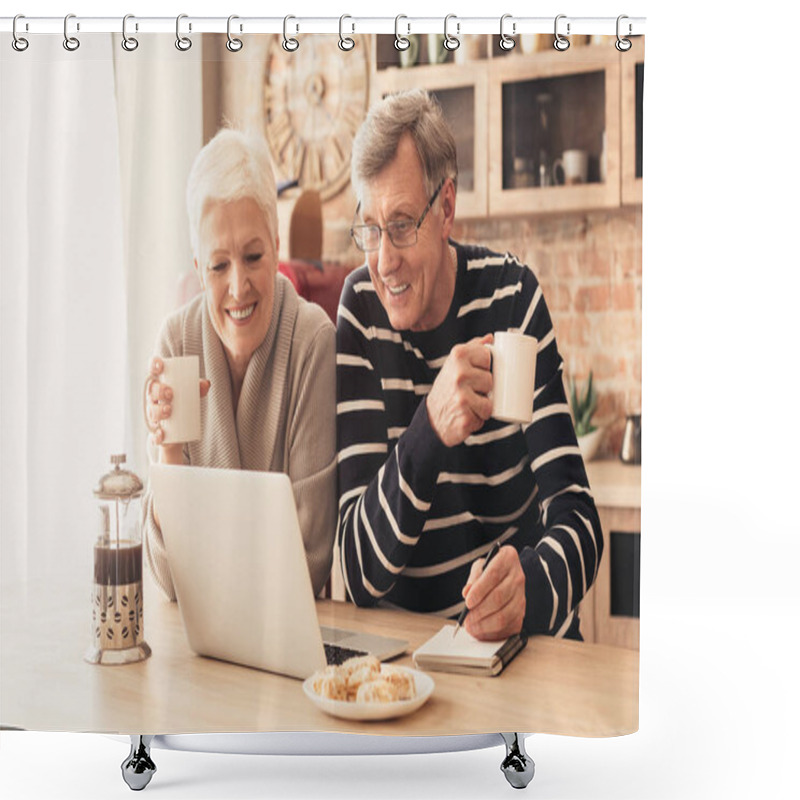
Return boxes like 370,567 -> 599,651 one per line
339,15 -> 355,51
63,13 -> 80,51
394,15 -> 410,51
226,15 -> 243,52
553,14 -> 570,51
616,15 -> 632,52
283,16 -> 299,52
121,14 -> 138,51
443,14 -> 460,51
176,14 -> 192,51
499,14 -> 515,51
12,15 -> 29,52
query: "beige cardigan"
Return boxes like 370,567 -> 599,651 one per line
142,275 -> 337,600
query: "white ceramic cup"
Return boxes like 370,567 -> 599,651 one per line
553,149 -> 589,185
144,356 -> 202,444
487,332 -> 538,424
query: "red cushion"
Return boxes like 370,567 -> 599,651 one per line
279,259 -> 355,323
278,261 -> 304,294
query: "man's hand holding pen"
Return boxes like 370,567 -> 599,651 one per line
460,545 -> 527,641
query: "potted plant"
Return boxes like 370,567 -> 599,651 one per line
569,372 -> 604,462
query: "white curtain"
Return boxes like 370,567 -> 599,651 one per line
0,34 -> 202,595
1,35 -> 127,592
113,35 -> 203,474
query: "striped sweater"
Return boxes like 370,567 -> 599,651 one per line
335,241 -> 602,637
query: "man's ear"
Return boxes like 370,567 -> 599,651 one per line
440,178 -> 456,240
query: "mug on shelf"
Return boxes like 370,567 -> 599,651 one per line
553,149 -> 589,186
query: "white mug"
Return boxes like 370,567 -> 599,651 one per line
487,332 -> 538,425
553,149 -> 589,186
144,356 -> 202,444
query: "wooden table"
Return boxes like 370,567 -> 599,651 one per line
1,577 -> 638,738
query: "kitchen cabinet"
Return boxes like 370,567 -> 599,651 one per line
371,36 -> 642,218
580,460 -> 641,650
621,37 -> 644,205
374,61 -> 488,218
488,46 -> 621,216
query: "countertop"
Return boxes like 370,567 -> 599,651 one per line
585,459 -> 641,509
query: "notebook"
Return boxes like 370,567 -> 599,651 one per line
412,624 -> 527,677
149,463 -> 408,679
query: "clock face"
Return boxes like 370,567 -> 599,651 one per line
264,35 -> 370,201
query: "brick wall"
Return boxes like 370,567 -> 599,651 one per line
453,208 -> 642,458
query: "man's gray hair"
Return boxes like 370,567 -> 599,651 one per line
186,127 -> 278,260
351,89 -> 458,204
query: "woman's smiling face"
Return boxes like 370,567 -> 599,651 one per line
195,197 -> 278,368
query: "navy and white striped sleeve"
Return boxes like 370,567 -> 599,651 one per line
513,262 -> 604,635
335,274 -> 446,606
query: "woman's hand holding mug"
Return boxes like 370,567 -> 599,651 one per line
144,356 -> 209,461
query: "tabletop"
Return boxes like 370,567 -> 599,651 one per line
1,576 -> 638,737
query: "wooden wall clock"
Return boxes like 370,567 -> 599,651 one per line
264,35 -> 370,202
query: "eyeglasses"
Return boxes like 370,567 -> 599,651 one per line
350,179 -> 445,253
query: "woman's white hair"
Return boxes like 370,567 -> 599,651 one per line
186,127 -> 278,260
350,89 -> 458,204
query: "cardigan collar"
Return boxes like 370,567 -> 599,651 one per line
197,274 -> 296,469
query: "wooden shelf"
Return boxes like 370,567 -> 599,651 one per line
371,36 -> 643,219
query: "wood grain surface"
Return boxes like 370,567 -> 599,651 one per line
1,577 -> 638,737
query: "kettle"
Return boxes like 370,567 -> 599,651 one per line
620,414 -> 641,464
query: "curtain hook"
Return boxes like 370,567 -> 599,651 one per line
553,14 -> 570,51
12,15 -> 29,52
616,15 -> 632,52
499,14 -> 516,51
443,14 -> 460,51
121,14 -> 138,51
282,16 -> 299,52
63,13 -> 80,52
394,15 -> 410,51
339,15 -> 355,51
226,15 -> 243,52
176,14 -> 192,51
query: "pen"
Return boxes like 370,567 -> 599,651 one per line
453,541 -> 502,638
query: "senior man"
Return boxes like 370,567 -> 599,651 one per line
336,89 -> 602,642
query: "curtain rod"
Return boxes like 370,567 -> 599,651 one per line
1,16 -> 646,37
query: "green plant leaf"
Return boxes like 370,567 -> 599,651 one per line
571,370 -> 597,437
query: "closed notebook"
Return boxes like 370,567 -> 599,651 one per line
412,625 -> 527,677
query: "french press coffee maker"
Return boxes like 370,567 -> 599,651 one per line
85,454 -> 151,665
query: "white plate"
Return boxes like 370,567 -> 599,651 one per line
303,665 -> 435,721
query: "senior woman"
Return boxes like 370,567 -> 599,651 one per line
142,127 -> 336,600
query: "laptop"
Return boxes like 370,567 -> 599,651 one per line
149,464 -> 408,679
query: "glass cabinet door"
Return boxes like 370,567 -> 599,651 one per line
372,41 -> 488,219
488,47 -> 622,216
621,37 -> 644,205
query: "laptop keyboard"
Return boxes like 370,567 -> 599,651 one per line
324,643 -> 368,666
